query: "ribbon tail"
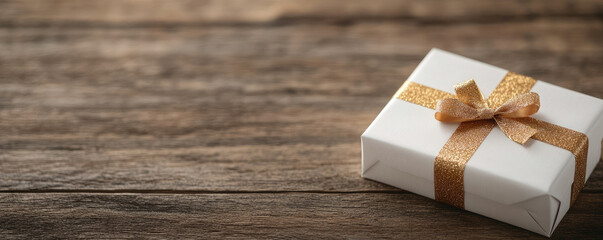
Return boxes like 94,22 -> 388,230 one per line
494,116 -> 537,144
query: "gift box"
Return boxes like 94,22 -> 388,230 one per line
361,49 -> 603,237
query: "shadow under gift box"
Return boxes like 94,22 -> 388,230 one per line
361,49 -> 603,237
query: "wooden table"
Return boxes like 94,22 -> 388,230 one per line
1,1 -> 602,238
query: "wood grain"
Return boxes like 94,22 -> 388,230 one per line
0,193 -> 602,239
1,0 -> 602,25
1,0 -> 602,238
1,20 -> 602,192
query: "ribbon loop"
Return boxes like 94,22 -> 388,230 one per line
495,92 -> 540,118
454,79 -> 487,108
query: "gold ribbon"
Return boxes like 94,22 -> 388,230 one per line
435,79 -> 540,144
394,72 -> 588,209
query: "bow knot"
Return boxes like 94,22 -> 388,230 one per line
435,79 -> 541,144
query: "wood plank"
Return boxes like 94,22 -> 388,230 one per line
1,0 -> 602,25
1,20 -> 601,89
0,192 -> 601,239
1,19 -> 602,191
0,143 -> 601,192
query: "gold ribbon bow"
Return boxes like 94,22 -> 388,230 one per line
435,79 -> 540,144
395,72 -> 588,209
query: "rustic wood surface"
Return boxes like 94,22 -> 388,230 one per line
1,0 -> 602,239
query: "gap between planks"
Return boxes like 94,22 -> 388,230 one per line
0,189 -> 406,194
0,16 -> 599,29
1,189 -> 601,194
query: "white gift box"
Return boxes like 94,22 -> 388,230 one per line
361,49 -> 603,237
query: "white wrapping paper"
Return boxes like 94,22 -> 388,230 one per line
361,49 -> 603,236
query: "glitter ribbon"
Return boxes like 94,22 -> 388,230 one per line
394,72 -> 588,209
435,79 -> 540,144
